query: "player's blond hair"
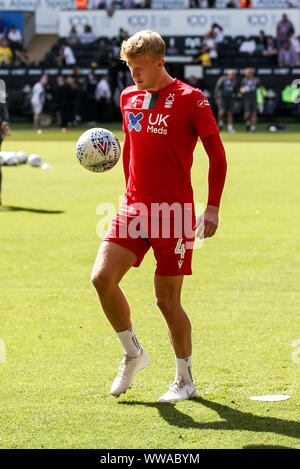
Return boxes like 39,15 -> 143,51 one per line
120,30 -> 166,61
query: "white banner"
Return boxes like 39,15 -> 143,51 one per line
151,0 -> 189,7
59,8 -> 300,37
0,0 -> 75,33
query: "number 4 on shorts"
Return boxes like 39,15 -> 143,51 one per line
175,238 -> 186,259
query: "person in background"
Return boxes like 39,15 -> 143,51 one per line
55,43 -> 76,67
80,25 -> 96,44
240,0 -> 252,7
278,39 -> 298,67
0,24 -> 7,41
0,38 -> 12,65
262,36 -> 278,65
214,69 -> 238,133
256,30 -> 267,51
95,74 -> 113,122
289,34 -> 300,64
67,25 -> 80,46
276,14 -> 295,48
240,68 -> 264,132
57,75 -> 77,132
7,25 -> 30,65
84,72 -> 98,124
31,74 -> 48,130
226,0 -> 237,6
0,99 -> 10,206
54,75 -> 65,127
211,23 -> 224,44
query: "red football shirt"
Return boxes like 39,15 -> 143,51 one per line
120,78 -> 219,211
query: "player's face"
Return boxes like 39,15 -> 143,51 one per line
127,55 -> 164,91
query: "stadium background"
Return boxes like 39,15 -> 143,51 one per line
1,3 -> 300,124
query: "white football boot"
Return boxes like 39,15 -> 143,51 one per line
158,376 -> 197,403
110,347 -> 150,396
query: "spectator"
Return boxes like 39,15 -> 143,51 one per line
7,25 -> 30,66
80,25 -> 96,44
194,45 -> 212,67
286,0 -> 297,7
31,74 -> 48,129
262,36 -> 278,65
278,39 -> 298,67
226,0 -> 237,7
56,43 -> 76,66
0,26 -> 7,41
95,75 -> 113,122
54,75 -> 65,126
276,14 -> 294,47
240,0 -> 252,6
7,25 -> 22,45
84,72 -> 98,123
123,0 -> 134,6
240,68 -> 264,132
0,38 -> 12,65
67,25 -> 80,45
57,75 -> 77,131
257,30 -> 267,51
211,23 -> 224,44
202,31 -> 218,64
214,69 -> 238,133
289,34 -> 300,64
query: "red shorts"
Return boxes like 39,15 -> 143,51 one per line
103,211 -> 195,276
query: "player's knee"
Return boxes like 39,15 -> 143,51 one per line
91,269 -> 114,295
156,296 -> 177,315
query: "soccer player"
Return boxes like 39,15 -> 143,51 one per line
214,69 -> 238,133
240,68 -> 264,132
91,30 -> 227,402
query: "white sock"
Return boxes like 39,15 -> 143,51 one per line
228,124 -> 233,131
250,125 -> 256,131
175,355 -> 194,384
116,326 -> 141,357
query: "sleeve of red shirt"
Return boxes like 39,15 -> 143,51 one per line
190,89 -> 227,207
201,133 -> 227,208
120,91 -> 130,187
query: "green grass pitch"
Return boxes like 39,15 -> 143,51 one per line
0,123 -> 299,449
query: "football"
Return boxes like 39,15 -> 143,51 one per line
76,128 -> 121,173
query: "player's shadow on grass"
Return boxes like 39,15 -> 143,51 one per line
119,397 -> 300,441
0,205 -> 64,214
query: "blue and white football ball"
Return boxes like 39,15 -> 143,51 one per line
76,128 -> 121,173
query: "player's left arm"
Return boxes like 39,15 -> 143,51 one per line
190,90 -> 227,238
196,133 -> 227,238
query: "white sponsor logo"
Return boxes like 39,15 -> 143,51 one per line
147,113 -> 170,134
197,99 -> 210,108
